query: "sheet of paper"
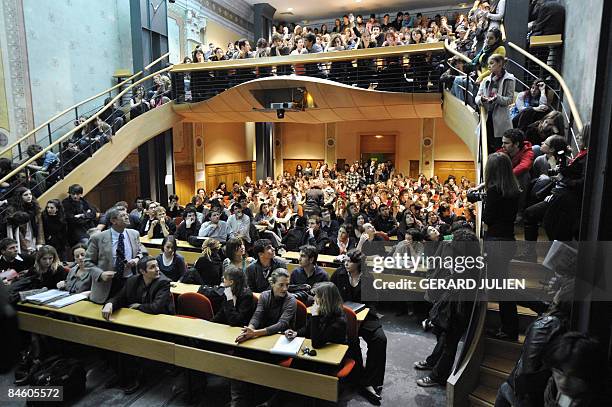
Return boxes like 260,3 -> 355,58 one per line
46,293 -> 88,308
270,336 -> 305,357
26,289 -> 69,304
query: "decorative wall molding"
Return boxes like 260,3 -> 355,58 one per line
169,0 -> 252,42
185,9 -> 207,44
1,0 -> 34,140
195,0 -> 253,33
420,118 -> 435,178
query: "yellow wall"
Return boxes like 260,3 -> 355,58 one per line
336,119 -> 422,175
278,118 -> 472,175
205,20 -> 241,50
203,122 -> 249,164
434,118 -> 473,161
281,123 -> 326,159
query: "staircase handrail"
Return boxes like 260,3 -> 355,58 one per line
0,65 -> 172,186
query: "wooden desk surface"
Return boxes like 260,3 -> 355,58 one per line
19,301 -> 346,366
17,311 -> 340,401
171,282 -> 201,295
283,251 -> 339,264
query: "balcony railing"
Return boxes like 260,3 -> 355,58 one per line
169,42 -> 448,103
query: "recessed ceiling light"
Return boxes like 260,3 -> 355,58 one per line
355,0 -> 362,2
287,7 -> 293,11
458,3 -> 468,8
375,135 -> 383,139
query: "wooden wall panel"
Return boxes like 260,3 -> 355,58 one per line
433,161 -> 476,184
283,159 -> 324,176
175,164 -> 196,205
86,152 -> 140,210
205,161 -> 255,192
359,134 -> 396,153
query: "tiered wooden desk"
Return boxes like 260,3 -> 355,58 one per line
17,300 -> 347,401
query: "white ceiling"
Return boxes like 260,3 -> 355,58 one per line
244,0 -> 465,23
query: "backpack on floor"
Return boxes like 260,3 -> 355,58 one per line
27,357 -> 86,406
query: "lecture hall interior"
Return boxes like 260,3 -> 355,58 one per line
1,0 -> 612,406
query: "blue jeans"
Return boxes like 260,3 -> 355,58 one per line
494,382 -> 516,407
451,76 -> 468,101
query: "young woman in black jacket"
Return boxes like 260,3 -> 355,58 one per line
331,249 -> 387,405
42,199 -> 67,258
285,281 -> 347,348
468,152 -> 547,341
212,265 -> 255,327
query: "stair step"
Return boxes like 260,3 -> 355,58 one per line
485,335 -> 525,360
482,355 -> 516,375
469,395 -> 494,407
480,365 -> 507,389
469,385 -> 497,407
487,303 -> 538,317
509,260 -> 551,281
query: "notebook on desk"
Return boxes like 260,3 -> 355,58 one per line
344,301 -> 366,314
25,289 -> 69,305
270,336 -> 305,357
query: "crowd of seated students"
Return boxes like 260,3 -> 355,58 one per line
180,8 -> 500,97
0,161 -> 481,403
0,150 -> 604,404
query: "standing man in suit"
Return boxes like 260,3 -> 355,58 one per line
85,207 -> 146,304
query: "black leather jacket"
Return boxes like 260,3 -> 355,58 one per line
507,313 -> 567,407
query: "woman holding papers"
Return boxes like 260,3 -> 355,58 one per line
57,243 -> 91,294
212,265 -> 255,327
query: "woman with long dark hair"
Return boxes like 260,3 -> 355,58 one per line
4,187 -> 44,254
223,237 -> 254,273
42,199 -> 67,256
469,153 -> 525,341
331,249 -> 387,404
156,235 -> 187,282
212,265 -> 255,327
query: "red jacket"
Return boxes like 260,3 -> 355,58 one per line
497,141 -> 534,177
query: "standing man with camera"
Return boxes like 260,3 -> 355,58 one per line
86,207 -> 146,304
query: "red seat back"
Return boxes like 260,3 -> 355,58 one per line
342,305 -> 359,342
295,299 -> 307,330
177,292 -> 214,321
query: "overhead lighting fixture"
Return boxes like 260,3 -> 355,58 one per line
375,135 -> 383,139
287,7 -> 293,11
355,0 -> 362,2
458,3 -> 468,8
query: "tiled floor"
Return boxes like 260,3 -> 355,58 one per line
1,304 -> 446,407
